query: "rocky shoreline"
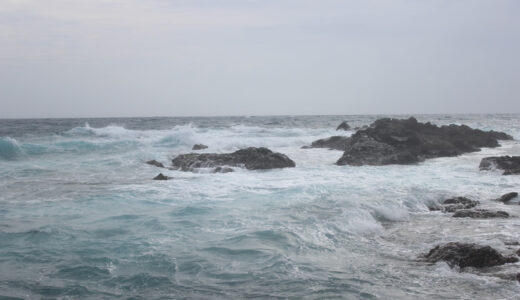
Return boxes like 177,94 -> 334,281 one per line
306,117 -> 512,166
145,117 -> 519,282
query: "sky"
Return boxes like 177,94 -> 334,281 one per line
0,0 -> 519,118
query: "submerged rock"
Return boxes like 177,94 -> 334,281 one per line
171,147 -> 295,171
430,197 -> 479,212
424,242 -> 518,268
153,173 -> 172,180
354,125 -> 369,131
307,136 -> 351,151
213,167 -> 234,173
479,156 -> 520,175
306,117 -> 511,166
192,144 -> 208,150
146,160 -> 165,168
452,209 -> 509,219
336,121 -> 351,131
496,192 -> 519,203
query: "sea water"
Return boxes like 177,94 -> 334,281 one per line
0,114 -> 519,299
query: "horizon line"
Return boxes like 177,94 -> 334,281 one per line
1,112 -> 520,121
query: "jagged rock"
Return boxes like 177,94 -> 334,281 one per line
480,156 -> 520,175
171,147 -> 295,171
192,144 -> 208,150
437,197 -> 479,212
452,209 -> 509,218
306,136 -> 351,151
424,242 -> 519,268
306,117 -> 511,166
336,121 -> 351,131
213,167 -> 234,173
496,192 -> 518,203
153,173 -> 172,180
354,125 -> 369,131
146,160 -> 165,168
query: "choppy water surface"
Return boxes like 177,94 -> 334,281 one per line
0,114 -> 519,299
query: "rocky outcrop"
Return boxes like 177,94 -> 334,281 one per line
153,173 -> 172,180
452,209 -> 509,219
306,117 -> 512,166
306,136 -> 351,150
192,144 -> 208,150
479,156 -> 520,175
146,160 -> 165,168
171,147 -> 295,171
336,121 -> 351,131
429,197 -> 479,212
496,192 -> 518,203
423,242 -> 518,268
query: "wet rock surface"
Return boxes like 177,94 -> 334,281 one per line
336,121 -> 351,131
213,167 -> 234,173
146,160 -> 165,168
423,242 -> 519,268
171,147 -> 295,171
479,156 -> 520,175
307,136 -> 351,151
429,197 -> 479,212
496,192 -> 519,203
307,117 -> 512,166
192,144 -> 208,150
452,209 -> 509,219
153,173 -> 172,180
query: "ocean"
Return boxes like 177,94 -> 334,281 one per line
0,114 -> 519,299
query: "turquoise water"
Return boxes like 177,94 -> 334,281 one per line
1,115 -> 519,299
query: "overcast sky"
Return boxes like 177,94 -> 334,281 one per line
0,0 -> 519,118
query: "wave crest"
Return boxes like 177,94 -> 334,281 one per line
0,136 -> 22,159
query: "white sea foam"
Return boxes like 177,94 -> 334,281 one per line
1,115 -> 520,299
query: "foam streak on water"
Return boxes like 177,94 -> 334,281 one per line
0,114 -> 519,299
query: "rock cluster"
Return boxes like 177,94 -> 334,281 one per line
424,242 -> 518,268
306,117 -> 512,166
452,209 -> 509,218
429,197 -> 479,212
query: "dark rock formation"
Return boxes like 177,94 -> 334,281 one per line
424,242 -> 518,268
146,160 -> 165,168
429,197 -> 479,212
213,167 -> 234,173
354,125 -> 369,131
307,136 -> 351,151
479,156 -> 520,175
336,121 -> 351,131
306,117 -> 511,166
192,144 -> 208,150
153,173 -> 172,180
452,209 -> 509,219
171,147 -> 295,171
496,192 -> 519,203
